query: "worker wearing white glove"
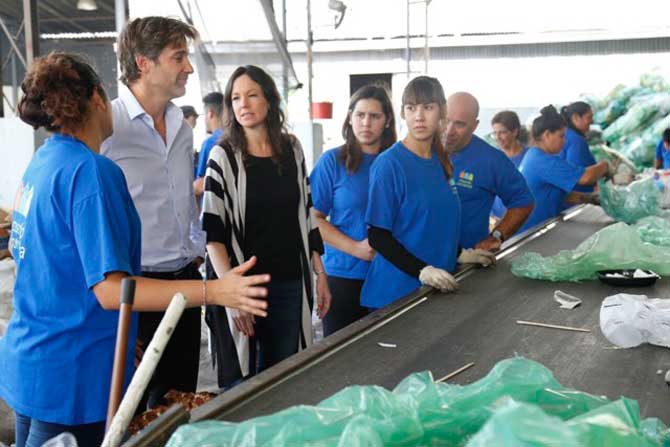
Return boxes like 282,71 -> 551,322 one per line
612,171 -> 634,185
606,157 -> 621,179
419,265 -> 459,292
457,248 -> 497,267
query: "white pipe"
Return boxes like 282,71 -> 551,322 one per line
101,293 -> 187,447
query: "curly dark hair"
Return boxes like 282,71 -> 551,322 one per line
18,52 -> 105,132
339,84 -> 396,173
117,16 -> 197,85
220,65 -> 290,166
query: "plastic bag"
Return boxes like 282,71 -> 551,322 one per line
634,216 -> 670,246
467,398 -> 669,447
41,433 -> 79,447
600,293 -> 670,349
593,85 -> 648,129
619,113 -> 670,168
166,358 -> 614,447
640,72 -> 670,92
599,177 -> 659,224
511,222 -> 670,281
602,94 -> 670,143
621,134 -> 659,168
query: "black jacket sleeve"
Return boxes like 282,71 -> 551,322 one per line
368,226 -> 427,278
309,227 -> 325,255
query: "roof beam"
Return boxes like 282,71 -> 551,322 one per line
38,2 -> 91,33
0,14 -> 26,67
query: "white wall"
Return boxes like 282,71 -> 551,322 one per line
299,50 -> 670,144
0,118 -> 35,209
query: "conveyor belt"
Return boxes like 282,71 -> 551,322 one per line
124,206 -> 670,445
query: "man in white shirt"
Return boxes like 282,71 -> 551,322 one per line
101,16 -> 204,410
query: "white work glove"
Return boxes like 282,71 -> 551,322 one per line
457,248 -> 497,267
612,171 -> 634,185
606,158 -> 621,178
419,265 -> 458,292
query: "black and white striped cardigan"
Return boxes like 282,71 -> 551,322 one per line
201,135 -> 323,386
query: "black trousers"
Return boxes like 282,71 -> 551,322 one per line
322,276 -> 369,337
138,262 -> 202,410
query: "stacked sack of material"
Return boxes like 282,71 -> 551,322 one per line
586,73 -> 670,169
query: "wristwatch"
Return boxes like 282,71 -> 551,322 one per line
491,229 -> 503,242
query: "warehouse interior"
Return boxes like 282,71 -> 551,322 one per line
1,1 -> 670,446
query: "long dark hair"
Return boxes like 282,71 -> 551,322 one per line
220,65 -> 290,166
560,101 -> 591,136
339,84 -> 396,173
532,105 -> 566,141
401,76 -> 452,178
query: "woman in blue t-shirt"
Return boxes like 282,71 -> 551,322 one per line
360,76 -> 495,310
311,85 -> 397,336
1,53 -> 269,447
519,105 -> 612,232
491,110 -> 528,169
490,110 -> 529,218
655,128 -> 670,170
559,101 -> 597,193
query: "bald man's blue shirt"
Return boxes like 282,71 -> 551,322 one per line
451,135 -> 534,248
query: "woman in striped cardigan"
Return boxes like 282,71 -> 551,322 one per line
201,65 -> 331,386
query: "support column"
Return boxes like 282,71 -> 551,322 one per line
22,0 -> 38,67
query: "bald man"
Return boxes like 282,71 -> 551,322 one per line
443,92 -> 534,252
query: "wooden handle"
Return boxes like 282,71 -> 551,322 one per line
516,320 -> 590,333
106,278 -> 136,432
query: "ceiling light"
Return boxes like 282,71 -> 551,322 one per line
77,0 -> 98,11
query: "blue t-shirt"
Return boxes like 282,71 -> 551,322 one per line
519,147 -> 585,232
361,142 -> 461,309
559,128 -> 596,193
0,134 -> 142,425
195,128 -> 224,178
311,147 -> 377,280
491,147 -> 528,218
656,139 -> 670,169
451,135 -> 534,248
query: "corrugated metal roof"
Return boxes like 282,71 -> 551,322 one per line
0,0 -> 116,35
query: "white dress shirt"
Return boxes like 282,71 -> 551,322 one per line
101,84 -> 205,271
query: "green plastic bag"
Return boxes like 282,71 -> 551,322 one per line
602,94 -> 670,143
619,113 -> 670,168
466,398 -> 668,447
634,216 -> 670,246
593,85 -> 648,129
621,135 -> 658,168
511,222 -> 670,281
165,358 -> 617,447
639,72 -> 670,92
599,177 -> 659,224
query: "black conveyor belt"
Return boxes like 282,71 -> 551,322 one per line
126,206 -> 670,446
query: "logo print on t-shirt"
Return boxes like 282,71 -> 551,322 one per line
456,171 -> 474,189
16,183 -> 33,218
9,182 -> 32,260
